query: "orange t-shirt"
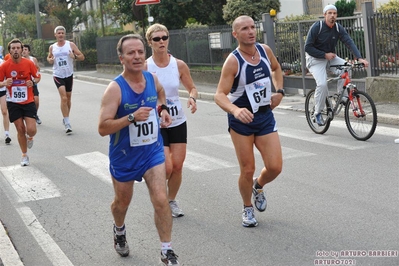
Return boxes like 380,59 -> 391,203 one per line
0,58 -> 41,105
4,53 -> 10,61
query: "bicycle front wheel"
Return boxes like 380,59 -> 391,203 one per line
344,91 -> 377,141
305,89 -> 331,134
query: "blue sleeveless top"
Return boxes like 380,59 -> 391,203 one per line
228,43 -> 272,113
108,71 -> 164,180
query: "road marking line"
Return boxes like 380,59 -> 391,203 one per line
279,127 -> 372,150
66,151 -> 111,184
196,134 -> 233,149
298,115 -> 399,137
185,150 -> 236,172
0,222 -> 24,266
282,147 -> 315,159
17,206 -> 74,266
0,168 -> 73,266
0,165 -> 61,202
197,134 -> 315,160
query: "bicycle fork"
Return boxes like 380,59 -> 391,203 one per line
348,87 -> 366,118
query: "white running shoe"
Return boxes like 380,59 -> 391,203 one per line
27,137 -> 34,149
21,155 -> 30,166
113,226 -> 129,257
252,178 -> 267,212
169,200 -> 184,217
65,124 -> 72,135
242,206 -> 258,227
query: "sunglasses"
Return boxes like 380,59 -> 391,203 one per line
152,36 -> 169,42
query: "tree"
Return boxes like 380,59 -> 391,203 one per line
186,0 -> 226,26
223,0 -> 281,25
2,13 -> 37,38
0,0 -> 20,15
335,0 -> 356,17
377,0 -> 399,13
16,0 -> 47,15
151,0 -> 193,29
44,0 -> 84,32
105,0 -> 227,30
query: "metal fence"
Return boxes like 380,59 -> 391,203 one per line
370,12 -> 399,76
96,3 -> 398,77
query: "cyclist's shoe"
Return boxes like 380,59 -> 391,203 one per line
65,124 -> 73,135
252,179 -> 267,212
5,136 -> 11,145
113,227 -> 129,257
27,136 -> 34,149
340,96 -> 348,105
242,206 -> 258,227
36,116 -> 42,125
21,155 -> 30,166
169,200 -> 184,217
315,113 -> 324,126
161,249 -> 180,265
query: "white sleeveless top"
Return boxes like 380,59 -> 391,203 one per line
52,41 -> 74,78
147,55 -> 186,128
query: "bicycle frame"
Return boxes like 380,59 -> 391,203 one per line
327,64 -> 361,118
305,62 -> 377,141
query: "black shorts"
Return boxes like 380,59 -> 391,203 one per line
0,90 -> 6,97
53,75 -> 73,92
7,102 -> 37,123
33,84 -> 39,96
161,121 -> 187,146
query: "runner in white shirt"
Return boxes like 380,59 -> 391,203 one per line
145,23 -> 198,218
47,26 -> 85,134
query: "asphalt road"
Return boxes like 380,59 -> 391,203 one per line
0,73 -> 398,266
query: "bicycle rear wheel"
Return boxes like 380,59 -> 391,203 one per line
344,90 -> 377,141
305,89 -> 331,134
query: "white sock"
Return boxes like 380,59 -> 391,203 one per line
64,117 -> 70,124
114,223 -> 125,235
5,131 -> 9,137
161,242 -> 172,254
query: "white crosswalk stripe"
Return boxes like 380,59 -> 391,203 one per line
0,165 -> 73,266
279,127 -> 377,150
66,151 -> 111,184
0,165 -> 61,202
297,114 -> 399,137
195,134 -> 316,161
185,150 -> 236,172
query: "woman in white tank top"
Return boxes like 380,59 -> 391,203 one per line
145,23 -> 198,218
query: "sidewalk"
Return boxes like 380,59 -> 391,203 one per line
41,67 -> 398,126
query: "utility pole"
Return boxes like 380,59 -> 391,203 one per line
99,0 -> 105,36
34,0 -> 42,38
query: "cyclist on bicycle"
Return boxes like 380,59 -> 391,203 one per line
304,4 -> 369,126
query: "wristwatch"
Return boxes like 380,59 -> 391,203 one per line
127,113 -> 135,123
276,89 -> 285,97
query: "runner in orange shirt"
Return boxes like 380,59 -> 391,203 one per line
0,39 -> 41,166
